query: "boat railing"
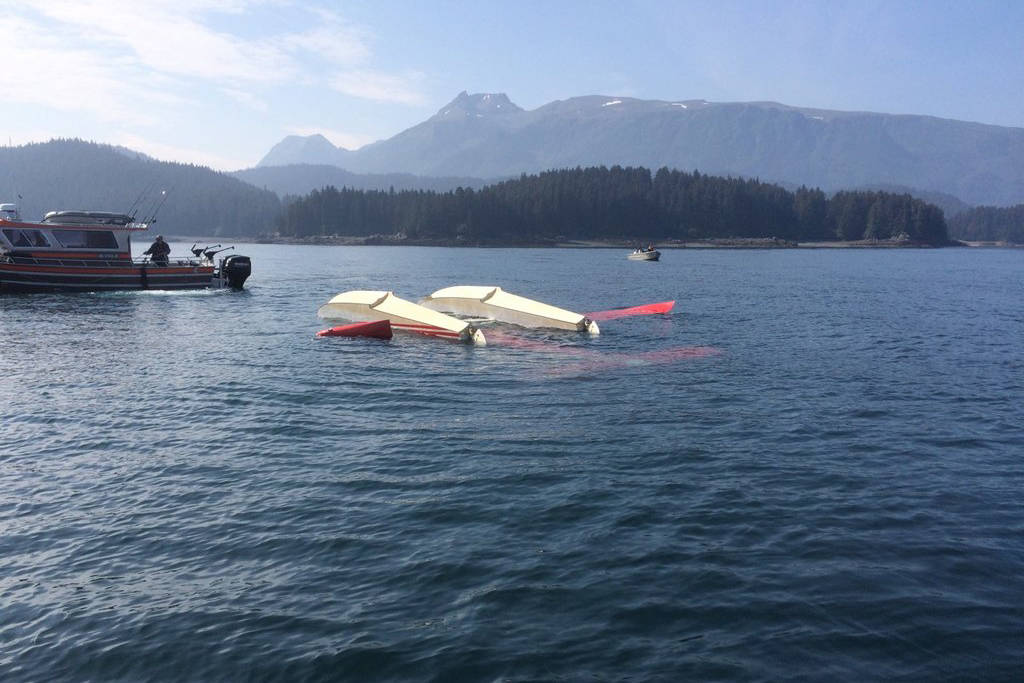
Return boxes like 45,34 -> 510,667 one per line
132,256 -> 205,267
3,254 -> 134,268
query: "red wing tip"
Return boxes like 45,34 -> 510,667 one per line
316,320 -> 393,339
586,300 -> 677,320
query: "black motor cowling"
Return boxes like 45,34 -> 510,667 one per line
221,254 -> 251,289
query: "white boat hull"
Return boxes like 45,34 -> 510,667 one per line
420,285 -> 599,334
317,290 -> 486,344
628,250 -> 660,261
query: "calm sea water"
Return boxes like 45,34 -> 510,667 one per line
1,244 -> 1022,681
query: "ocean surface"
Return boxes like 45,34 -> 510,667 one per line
1,244 -> 1022,682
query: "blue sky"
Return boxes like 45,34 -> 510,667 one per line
2,0 -> 1021,170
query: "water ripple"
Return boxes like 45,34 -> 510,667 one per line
2,246 -> 1023,680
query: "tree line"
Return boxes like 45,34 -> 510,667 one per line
277,166 -> 950,244
948,204 -> 1024,243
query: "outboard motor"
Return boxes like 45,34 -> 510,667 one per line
220,254 -> 251,289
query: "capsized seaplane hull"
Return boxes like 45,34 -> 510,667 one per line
420,286 -> 599,334
317,290 -> 486,344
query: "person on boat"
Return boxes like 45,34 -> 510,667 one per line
144,235 -> 171,265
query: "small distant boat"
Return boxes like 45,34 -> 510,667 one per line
317,290 -> 486,344
316,319 -> 393,339
628,247 -> 660,261
420,285 -> 600,334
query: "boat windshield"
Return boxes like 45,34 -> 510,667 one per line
3,228 -> 51,248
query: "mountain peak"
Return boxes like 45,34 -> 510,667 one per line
257,133 -> 343,167
433,91 -> 523,120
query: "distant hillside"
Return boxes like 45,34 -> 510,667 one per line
257,92 -> 1024,207
232,164 -> 489,197
1,139 -> 280,236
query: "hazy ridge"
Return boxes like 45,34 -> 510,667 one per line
258,92 -> 1024,208
1,140 -> 279,237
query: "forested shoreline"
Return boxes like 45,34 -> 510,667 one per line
949,204 -> 1024,243
276,166 -> 952,245
5,141 -> 1003,245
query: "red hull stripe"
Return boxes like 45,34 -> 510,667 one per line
0,264 -> 211,276
0,280 -> 211,291
18,252 -> 131,259
0,265 -> 216,291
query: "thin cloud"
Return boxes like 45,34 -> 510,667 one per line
223,88 -> 269,113
0,14 -> 181,126
1,0 -> 432,166
28,0 -> 298,84
3,1 -> 425,118
284,25 -> 372,67
330,70 -> 428,106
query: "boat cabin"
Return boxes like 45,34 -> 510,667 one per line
0,207 -> 142,261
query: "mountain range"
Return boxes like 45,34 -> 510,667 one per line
256,92 -> 1024,207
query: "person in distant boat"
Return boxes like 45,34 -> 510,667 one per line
144,235 -> 171,265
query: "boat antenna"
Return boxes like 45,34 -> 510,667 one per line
142,187 -> 172,225
7,163 -> 22,208
126,181 -> 156,219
